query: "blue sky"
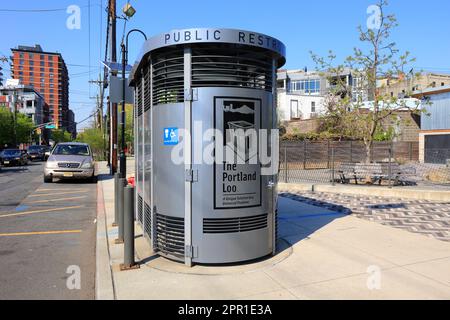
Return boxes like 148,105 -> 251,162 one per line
1,0 -> 449,130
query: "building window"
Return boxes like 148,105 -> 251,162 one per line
289,79 -> 321,94
442,82 -> 445,87
19,59 -> 24,65
311,101 -> 316,113
290,100 -> 300,120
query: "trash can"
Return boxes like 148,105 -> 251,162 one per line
130,28 -> 286,265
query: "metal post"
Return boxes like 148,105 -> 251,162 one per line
303,141 -> 307,169
284,146 -> 288,183
388,148 -> 392,188
120,185 -> 139,270
350,140 -> 353,163
327,140 -> 330,169
331,148 -> 335,186
119,42 -> 127,178
113,173 -> 119,226
115,177 -> 126,244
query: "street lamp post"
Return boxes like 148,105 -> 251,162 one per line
119,29 -> 147,178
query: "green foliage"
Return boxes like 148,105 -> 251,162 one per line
0,107 -> 36,146
281,131 -> 354,142
0,107 -> 14,146
51,129 -> 72,144
76,127 -> 107,160
118,104 -> 134,153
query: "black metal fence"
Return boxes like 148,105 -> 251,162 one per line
279,141 -> 450,187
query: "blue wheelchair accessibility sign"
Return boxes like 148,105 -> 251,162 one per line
163,127 -> 179,145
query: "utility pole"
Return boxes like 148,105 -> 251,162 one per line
12,90 -> 18,147
109,0 -> 118,174
88,78 -> 105,130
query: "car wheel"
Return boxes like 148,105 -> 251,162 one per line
44,175 -> 52,183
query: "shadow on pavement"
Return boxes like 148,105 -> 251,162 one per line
276,193 -> 351,249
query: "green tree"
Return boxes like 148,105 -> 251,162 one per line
16,113 -> 36,144
51,129 -> 72,144
0,107 -> 36,146
0,107 -> 14,147
118,104 -> 134,154
76,127 -> 107,160
311,0 -> 427,163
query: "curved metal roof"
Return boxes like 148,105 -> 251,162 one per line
130,28 -> 286,83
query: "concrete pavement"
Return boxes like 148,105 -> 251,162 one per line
96,160 -> 450,299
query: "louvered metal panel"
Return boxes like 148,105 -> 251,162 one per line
155,213 -> 185,257
203,214 -> 268,234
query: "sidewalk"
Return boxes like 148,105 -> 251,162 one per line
278,182 -> 450,201
96,161 -> 450,299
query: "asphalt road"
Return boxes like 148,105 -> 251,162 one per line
0,161 -> 97,299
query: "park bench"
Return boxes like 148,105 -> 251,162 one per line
337,162 -> 416,186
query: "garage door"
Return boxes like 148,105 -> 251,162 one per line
425,134 -> 450,164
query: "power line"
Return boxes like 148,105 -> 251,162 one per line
0,4 -> 93,13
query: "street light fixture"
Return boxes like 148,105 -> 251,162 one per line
119,29 -> 147,178
122,3 -> 136,18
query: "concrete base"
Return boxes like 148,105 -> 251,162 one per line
120,263 -> 140,271
279,182 -> 450,201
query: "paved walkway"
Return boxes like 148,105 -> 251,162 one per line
96,161 -> 450,299
281,192 -> 450,242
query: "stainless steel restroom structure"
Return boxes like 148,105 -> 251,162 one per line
130,28 -> 286,265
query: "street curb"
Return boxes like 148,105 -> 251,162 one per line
278,182 -> 450,201
95,175 -> 116,300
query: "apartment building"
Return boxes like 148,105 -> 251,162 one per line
0,82 -> 46,126
10,44 -> 69,130
276,68 -> 363,123
379,72 -> 450,99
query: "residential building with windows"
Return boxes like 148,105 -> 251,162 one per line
0,82 -> 46,126
10,44 -> 69,130
379,72 -> 450,99
276,68 -> 359,123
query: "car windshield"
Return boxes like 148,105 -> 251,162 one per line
28,146 -> 42,152
3,150 -> 21,156
53,145 -> 90,156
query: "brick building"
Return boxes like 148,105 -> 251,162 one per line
10,44 -> 69,130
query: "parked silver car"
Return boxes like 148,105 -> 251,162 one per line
44,142 -> 96,183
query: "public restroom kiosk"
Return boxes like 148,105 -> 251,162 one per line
130,28 -> 286,265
